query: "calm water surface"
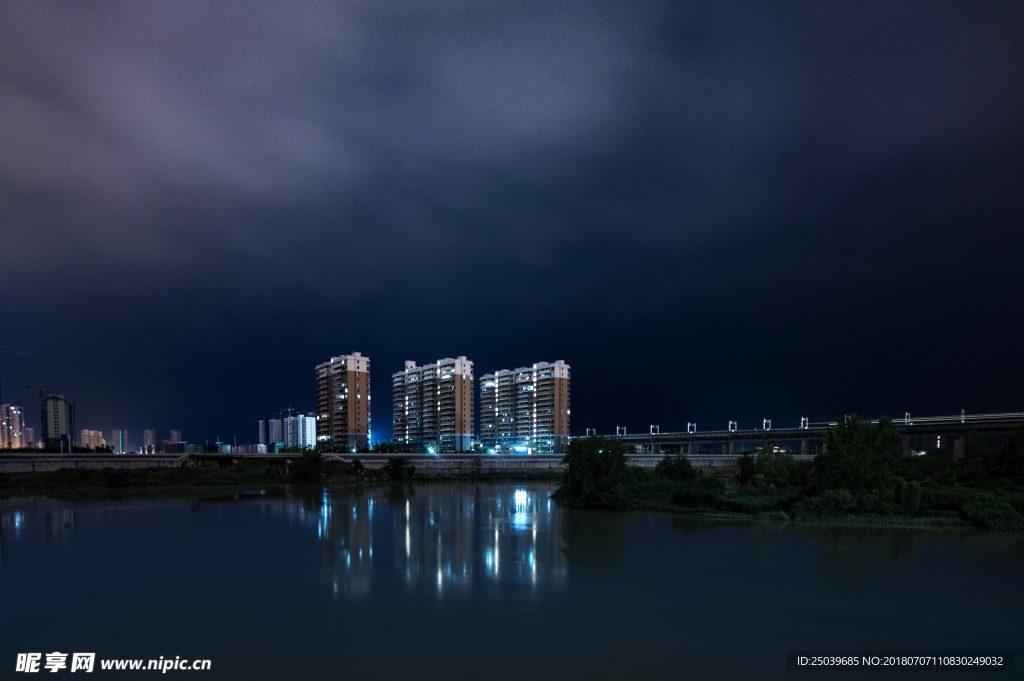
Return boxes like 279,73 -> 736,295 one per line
1,482 -> 1021,680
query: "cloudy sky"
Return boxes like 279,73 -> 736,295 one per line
2,0 -> 1023,447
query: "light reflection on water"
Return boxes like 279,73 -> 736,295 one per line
312,484 -> 565,597
2,483 -> 1024,680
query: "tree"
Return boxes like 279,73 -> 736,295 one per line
653,453 -> 698,484
552,436 -> 633,510
736,452 -> 756,486
289,451 -> 325,483
755,449 -> 797,487
815,414 -> 900,492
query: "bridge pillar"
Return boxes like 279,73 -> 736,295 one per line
687,442 -> 694,455
800,439 -> 808,455
953,434 -> 965,461
728,441 -> 735,454
901,435 -> 912,458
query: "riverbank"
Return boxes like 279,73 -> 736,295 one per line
0,462 -> 563,500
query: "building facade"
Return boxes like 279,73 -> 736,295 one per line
24,427 -> 35,448
258,418 -> 283,449
480,360 -> 570,453
79,429 -> 105,449
0,404 -> 24,449
392,357 -> 474,452
169,429 -> 182,443
43,393 -> 74,447
316,352 -> 370,450
142,429 -> 157,449
110,429 -> 127,454
283,414 -> 317,449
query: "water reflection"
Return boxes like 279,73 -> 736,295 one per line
559,511 -> 629,570
793,525 -> 919,593
311,483 -> 566,598
3,487 -> 1023,606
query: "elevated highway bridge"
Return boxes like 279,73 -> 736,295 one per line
610,411 -> 1024,461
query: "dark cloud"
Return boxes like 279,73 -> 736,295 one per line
2,0 -> 1023,445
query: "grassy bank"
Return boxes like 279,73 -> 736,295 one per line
553,421 -> 1024,533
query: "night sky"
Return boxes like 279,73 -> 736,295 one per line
2,1 -> 1023,448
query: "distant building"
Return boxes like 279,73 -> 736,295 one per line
316,352 -> 370,450
283,414 -> 316,449
142,429 -> 156,449
393,357 -> 474,452
155,440 -> 181,454
0,404 -> 24,449
110,429 -> 127,454
80,429 -> 105,449
259,418 -> 283,449
24,427 -> 35,448
43,393 -> 75,447
169,429 -> 182,443
233,444 -> 267,454
480,360 -> 570,453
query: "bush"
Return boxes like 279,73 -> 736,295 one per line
553,436 -> 633,510
959,497 -> 1024,532
671,488 -> 801,515
898,479 -> 922,515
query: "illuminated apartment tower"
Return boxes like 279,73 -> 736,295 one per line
392,357 -> 473,451
479,371 -> 515,450
480,360 -> 569,453
0,404 -> 24,449
316,352 -> 370,450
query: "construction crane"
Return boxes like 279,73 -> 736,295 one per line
0,350 -> 30,404
24,382 -> 105,447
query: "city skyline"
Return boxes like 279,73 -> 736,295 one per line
2,2 -> 1023,451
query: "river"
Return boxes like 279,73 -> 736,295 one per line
1,481 -> 1020,679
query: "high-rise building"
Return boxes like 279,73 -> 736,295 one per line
24,427 -> 35,448
480,371 -> 516,451
283,414 -> 316,449
258,418 -> 283,449
142,429 -> 157,449
393,357 -> 474,452
0,404 -> 25,449
169,429 -> 182,443
80,429 -> 105,449
43,393 -> 75,447
480,360 -> 570,453
110,429 -> 127,454
316,352 -> 370,450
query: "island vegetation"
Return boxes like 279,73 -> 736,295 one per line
552,417 -> 1024,532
